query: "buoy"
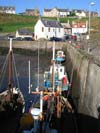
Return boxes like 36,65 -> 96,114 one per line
30,108 -> 41,120
20,113 -> 34,130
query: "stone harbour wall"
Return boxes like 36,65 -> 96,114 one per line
0,40 -> 65,50
66,44 -> 100,118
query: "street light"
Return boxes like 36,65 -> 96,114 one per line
88,1 -> 95,39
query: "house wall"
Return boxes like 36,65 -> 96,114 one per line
72,27 -> 88,34
59,11 -> 70,17
34,20 -> 46,40
43,8 -> 58,17
43,8 -> 70,17
43,8 -> 59,17
25,9 -> 40,16
76,12 -> 86,17
49,8 -> 58,17
34,19 -> 64,40
0,6 -> 15,14
6,10 -> 15,14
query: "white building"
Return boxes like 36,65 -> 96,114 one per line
0,6 -> 16,14
72,21 -> 88,34
74,10 -> 86,17
34,18 -> 64,40
43,7 -> 70,18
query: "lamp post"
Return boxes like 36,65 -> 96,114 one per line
88,1 -> 95,39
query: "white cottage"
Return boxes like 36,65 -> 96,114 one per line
34,18 -> 64,40
72,21 -> 88,34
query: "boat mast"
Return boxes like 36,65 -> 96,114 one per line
8,38 -> 13,89
40,91 -> 43,113
37,40 -> 40,90
52,41 -> 55,93
28,60 -> 31,94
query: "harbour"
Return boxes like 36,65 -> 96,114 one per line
0,40 -> 100,133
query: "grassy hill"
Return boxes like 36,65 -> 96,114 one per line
0,13 -> 100,40
0,14 -> 38,33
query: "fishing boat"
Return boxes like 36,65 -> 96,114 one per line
27,42 -> 73,133
41,42 -> 74,133
44,46 -> 70,96
0,38 -> 25,132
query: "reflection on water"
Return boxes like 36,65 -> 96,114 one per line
19,75 -> 44,112
0,74 -> 44,112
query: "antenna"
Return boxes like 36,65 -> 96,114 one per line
28,60 -> 31,94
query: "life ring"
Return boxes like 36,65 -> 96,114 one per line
62,76 -> 67,85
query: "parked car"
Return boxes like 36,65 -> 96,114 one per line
63,34 -> 71,40
15,37 -> 23,41
71,35 -> 77,41
8,35 -> 15,40
23,37 -> 33,41
50,37 -> 62,42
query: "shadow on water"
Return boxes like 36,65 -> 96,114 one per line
18,76 -> 41,112
58,112 -> 100,133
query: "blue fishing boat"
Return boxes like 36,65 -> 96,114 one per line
44,49 -> 69,94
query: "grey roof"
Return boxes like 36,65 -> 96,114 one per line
57,8 -> 69,12
44,8 -> 69,12
44,9 -> 52,12
0,6 -> 15,10
26,9 -> 35,12
18,29 -> 32,35
41,19 -> 63,28
26,9 -> 39,12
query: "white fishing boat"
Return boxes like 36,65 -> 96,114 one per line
27,42 -> 73,133
44,44 -> 69,95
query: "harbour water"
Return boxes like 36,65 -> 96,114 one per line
0,53 -> 51,112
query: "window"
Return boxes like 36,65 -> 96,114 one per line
48,27 -> 50,32
59,28 -> 60,32
42,27 -> 44,32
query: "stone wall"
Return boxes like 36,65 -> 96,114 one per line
66,44 -> 100,118
0,40 -> 65,50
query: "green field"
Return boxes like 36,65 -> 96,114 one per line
0,13 -> 100,40
0,14 -> 38,33
0,14 -> 88,33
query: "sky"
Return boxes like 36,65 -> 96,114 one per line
0,0 -> 99,15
